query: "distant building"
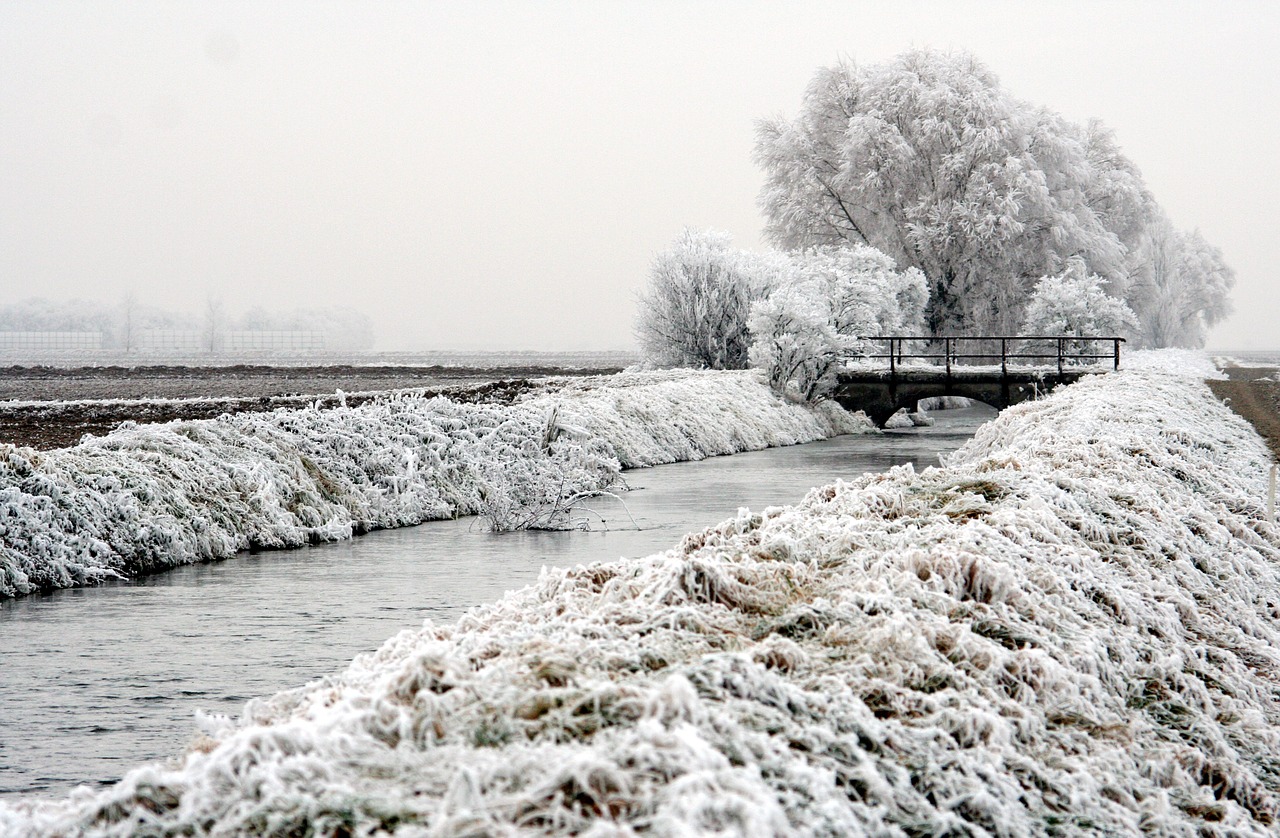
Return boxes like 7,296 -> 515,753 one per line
0,331 -> 104,352
222,330 -> 326,352
137,330 -> 204,352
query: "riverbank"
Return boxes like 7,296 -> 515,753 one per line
0,409 -> 991,800
4,350 -> 1277,835
0,369 -> 871,598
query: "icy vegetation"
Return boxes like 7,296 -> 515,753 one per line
633,229 -> 930,403
0,369 -> 868,598
748,245 -> 928,402
757,49 -> 1235,346
4,351 -> 1279,835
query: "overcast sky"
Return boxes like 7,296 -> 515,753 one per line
2,2 -> 1276,351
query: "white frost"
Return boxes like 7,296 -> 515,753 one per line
0,369 -> 869,598
3,351 -> 1277,835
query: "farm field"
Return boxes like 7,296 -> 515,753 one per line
0,363 -> 621,450
1209,359 -> 1280,460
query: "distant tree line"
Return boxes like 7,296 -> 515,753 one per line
0,297 -> 374,353
636,49 -> 1234,402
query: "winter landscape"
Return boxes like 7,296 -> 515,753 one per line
2,4 -> 1279,836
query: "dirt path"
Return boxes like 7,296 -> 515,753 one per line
1207,365 -> 1280,461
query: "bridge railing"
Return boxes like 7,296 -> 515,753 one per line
858,336 -> 1126,377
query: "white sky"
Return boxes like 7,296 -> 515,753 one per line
1,1 -> 1276,351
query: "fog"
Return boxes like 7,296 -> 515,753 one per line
1,2 -> 1276,351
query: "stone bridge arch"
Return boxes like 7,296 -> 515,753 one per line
833,370 -> 1087,427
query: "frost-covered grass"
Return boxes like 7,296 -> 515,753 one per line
4,351 -> 1278,835
0,369 -> 867,598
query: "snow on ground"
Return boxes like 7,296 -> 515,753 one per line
0,369 -> 869,598
4,350 -> 1278,835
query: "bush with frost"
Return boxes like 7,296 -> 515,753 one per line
748,245 -> 927,401
1020,259 -> 1138,363
634,229 -> 788,370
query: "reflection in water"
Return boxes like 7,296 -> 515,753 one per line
0,406 -> 994,797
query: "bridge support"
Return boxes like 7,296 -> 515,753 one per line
834,370 -> 1086,427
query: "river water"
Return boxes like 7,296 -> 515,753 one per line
0,406 -> 995,799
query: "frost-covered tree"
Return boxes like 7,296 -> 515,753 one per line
115,292 -> 140,353
1020,260 -> 1138,360
239,306 -> 375,350
0,297 -> 113,332
755,49 -> 1157,336
749,245 -> 927,401
800,246 -> 929,337
748,283 -> 852,402
1124,218 -> 1234,348
634,229 -> 785,369
203,297 -> 227,353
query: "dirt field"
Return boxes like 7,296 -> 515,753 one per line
0,364 -> 618,450
1207,365 -> 1280,461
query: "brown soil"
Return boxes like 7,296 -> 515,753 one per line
0,365 -> 617,450
1206,366 -> 1280,461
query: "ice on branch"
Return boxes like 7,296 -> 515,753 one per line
634,229 -> 787,370
1019,258 -> 1139,358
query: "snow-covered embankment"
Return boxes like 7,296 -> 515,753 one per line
5,351 -> 1279,834
0,369 -> 868,598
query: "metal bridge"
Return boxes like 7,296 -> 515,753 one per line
833,336 -> 1125,426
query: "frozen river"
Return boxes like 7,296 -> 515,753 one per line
0,405 -> 995,799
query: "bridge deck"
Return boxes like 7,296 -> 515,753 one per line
839,364 -> 1117,380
